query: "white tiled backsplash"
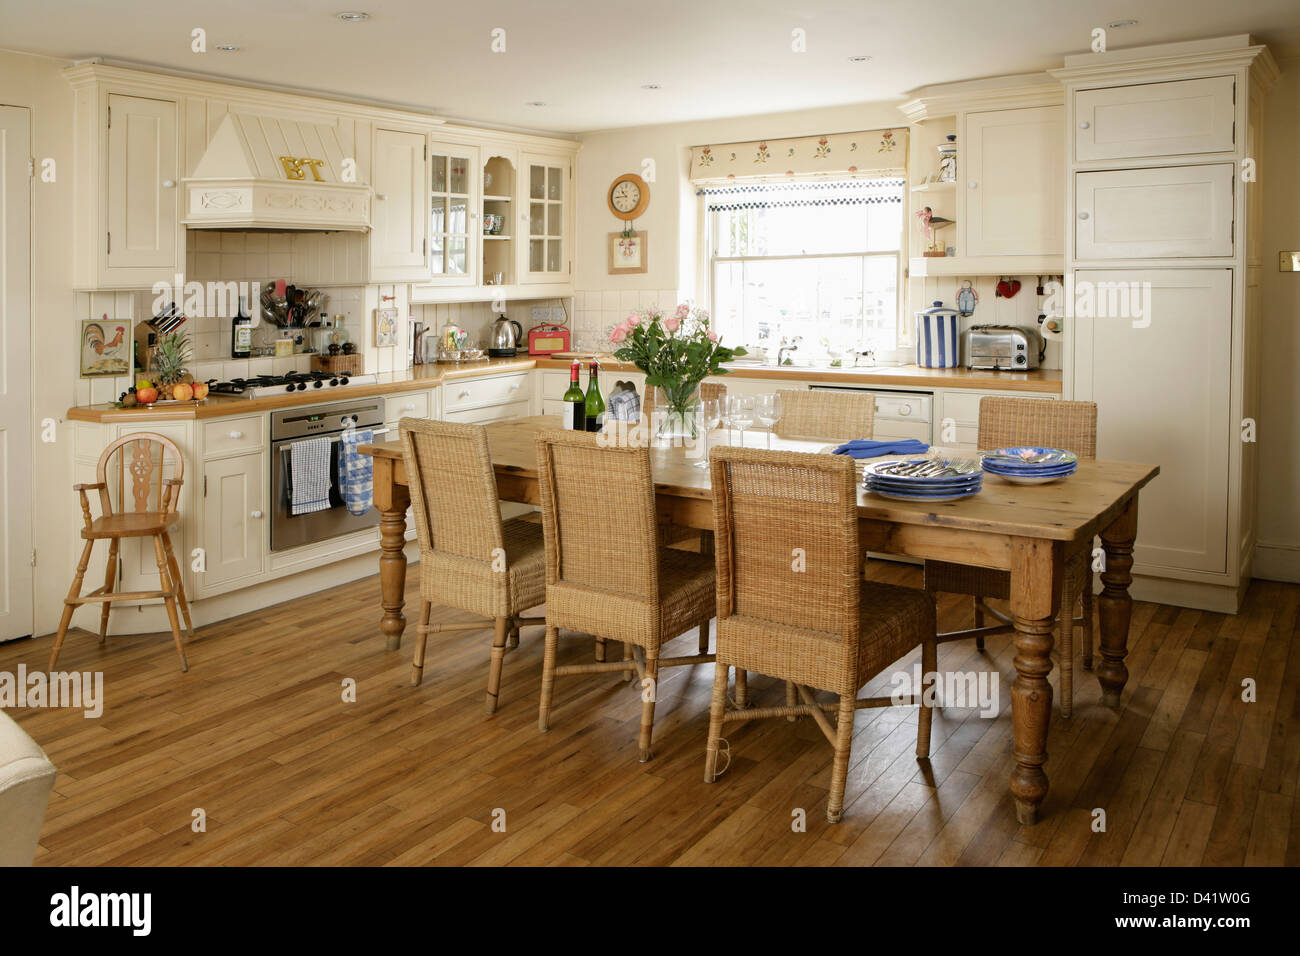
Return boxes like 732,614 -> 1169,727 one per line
908,274 -> 1063,370
572,289 -> 686,352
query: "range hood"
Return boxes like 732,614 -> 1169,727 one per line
183,113 -> 370,231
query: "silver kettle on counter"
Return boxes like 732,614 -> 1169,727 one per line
488,314 -> 523,358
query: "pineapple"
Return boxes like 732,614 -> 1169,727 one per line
152,332 -> 192,400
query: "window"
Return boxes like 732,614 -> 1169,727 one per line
706,179 -> 904,359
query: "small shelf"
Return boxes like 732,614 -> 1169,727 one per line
482,234 -> 512,240
908,255 -> 1065,278
483,194 -> 513,202
910,180 -> 956,193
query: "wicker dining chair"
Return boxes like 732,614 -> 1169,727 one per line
400,418 -> 547,714
924,396 -> 1098,716
773,388 -> 875,442
534,428 -> 716,761
49,432 -> 193,672
704,446 -> 938,823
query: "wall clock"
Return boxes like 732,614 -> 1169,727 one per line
608,173 -> 650,220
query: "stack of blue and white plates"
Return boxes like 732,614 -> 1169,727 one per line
980,447 -> 1078,485
861,458 -> 982,502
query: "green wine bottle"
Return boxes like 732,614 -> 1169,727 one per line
562,361 -> 585,430
584,361 -> 605,432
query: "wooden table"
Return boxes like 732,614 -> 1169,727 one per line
361,415 -> 1158,824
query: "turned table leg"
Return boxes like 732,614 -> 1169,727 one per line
373,457 -> 412,651
1098,495 -> 1138,708
1009,536 -> 1063,825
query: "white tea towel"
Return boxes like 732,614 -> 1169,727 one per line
339,428 -> 373,516
290,437 -> 332,516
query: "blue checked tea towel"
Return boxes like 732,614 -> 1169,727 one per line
290,437 -> 332,516
339,428 -> 374,516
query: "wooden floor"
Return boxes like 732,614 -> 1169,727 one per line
5,560 -> 1298,866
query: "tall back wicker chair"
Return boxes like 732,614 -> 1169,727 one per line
400,418 -> 547,714
534,429 -> 716,761
923,396 -> 1098,716
704,446 -> 938,823
773,388 -> 875,442
49,432 -> 193,672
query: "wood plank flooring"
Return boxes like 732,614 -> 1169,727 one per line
4,561 -> 1297,866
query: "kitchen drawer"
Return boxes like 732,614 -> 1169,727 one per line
202,416 -> 263,456
1075,164 -> 1234,259
873,420 -> 932,443
1074,76 -> 1236,161
442,399 -> 531,425
388,390 -> 431,421
443,373 -> 530,411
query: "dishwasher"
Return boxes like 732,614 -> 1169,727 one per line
809,385 -> 932,443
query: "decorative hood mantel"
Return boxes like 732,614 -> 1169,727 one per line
182,113 -> 371,231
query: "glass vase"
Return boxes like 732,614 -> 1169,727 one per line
653,385 -> 702,444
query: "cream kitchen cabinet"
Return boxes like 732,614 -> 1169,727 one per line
197,451 -> 267,596
1073,76 -> 1236,162
936,387 -> 1056,450
1074,163 -> 1235,259
963,106 -> 1065,257
68,73 -> 185,290
370,127 -> 430,282
427,140 -> 480,286
519,153 -> 571,285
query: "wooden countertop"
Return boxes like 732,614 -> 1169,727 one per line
67,354 -> 1061,423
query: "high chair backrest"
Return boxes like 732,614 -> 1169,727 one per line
94,432 -> 185,517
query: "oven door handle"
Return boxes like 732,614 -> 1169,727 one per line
277,427 -> 391,456
279,428 -> 390,502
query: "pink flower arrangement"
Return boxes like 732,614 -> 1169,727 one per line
663,316 -> 680,333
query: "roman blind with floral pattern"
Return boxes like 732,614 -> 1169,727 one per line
689,128 -> 907,184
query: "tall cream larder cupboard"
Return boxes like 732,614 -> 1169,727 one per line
1054,36 -> 1278,612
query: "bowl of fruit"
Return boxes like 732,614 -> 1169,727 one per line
115,332 -> 210,408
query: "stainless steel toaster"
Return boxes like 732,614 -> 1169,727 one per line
961,325 -> 1042,371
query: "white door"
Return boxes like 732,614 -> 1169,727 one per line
1074,269 -> 1232,575
964,106 -> 1064,257
1074,76 -> 1236,162
0,106 -> 33,641
370,128 -> 428,281
105,93 -> 178,272
1075,164 -> 1235,259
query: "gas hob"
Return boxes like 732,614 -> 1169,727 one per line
208,371 -> 377,399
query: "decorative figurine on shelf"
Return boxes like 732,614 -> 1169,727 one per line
916,206 -> 953,257
937,134 -> 957,182
957,280 -> 979,316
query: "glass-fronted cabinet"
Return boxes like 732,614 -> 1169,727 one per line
520,152 -> 570,284
428,141 -> 479,286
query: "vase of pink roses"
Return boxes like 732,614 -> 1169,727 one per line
609,303 -> 745,441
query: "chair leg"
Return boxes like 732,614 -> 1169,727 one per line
1081,580 -> 1095,671
623,639 -> 635,681
485,616 -> 509,715
973,596 -> 985,651
917,639 -> 937,758
153,535 -> 188,673
161,531 -> 194,635
410,601 -> 432,686
538,624 -> 560,732
507,623 -> 520,649
49,539 -> 94,670
785,680 -> 798,722
697,616 -> 710,654
595,636 -> 607,663
826,694 -> 857,823
638,648 -> 660,762
735,668 -> 749,708
703,663 -> 729,782
99,538 -> 119,643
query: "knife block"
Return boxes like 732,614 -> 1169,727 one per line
311,354 -> 363,376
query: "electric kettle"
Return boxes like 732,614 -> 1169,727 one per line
489,314 -> 523,357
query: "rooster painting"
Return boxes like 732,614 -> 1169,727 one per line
80,316 -> 131,377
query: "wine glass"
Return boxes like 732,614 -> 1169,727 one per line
755,393 -> 782,449
729,396 -> 755,447
694,398 -> 721,468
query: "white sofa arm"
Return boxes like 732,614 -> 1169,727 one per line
0,710 -> 57,866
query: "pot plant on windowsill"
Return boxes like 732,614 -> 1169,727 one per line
609,303 -> 745,441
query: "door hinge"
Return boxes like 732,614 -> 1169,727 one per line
31,548 -> 37,568
107,105 -> 111,129
107,233 -> 111,255
203,475 -> 207,497
27,157 -> 35,177
424,143 -> 428,160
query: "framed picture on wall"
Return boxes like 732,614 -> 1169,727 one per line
374,307 -> 400,347
79,317 -> 133,378
608,231 -> 648,275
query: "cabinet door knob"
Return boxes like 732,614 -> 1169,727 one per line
968,181 -> 978,189
1078,211 -> 1090,220
899,404 -> 912,416
458,390 -> 471,399
509,383 -> 520,391
402,403 -> 416,411
375,193 -> 388,201
229,430 -> 243,439
162,179 -> 176,188
251,510 -> 263,519
1079,120 -> 1091,130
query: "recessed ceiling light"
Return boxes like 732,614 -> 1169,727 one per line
337,11 -> 371,22
525,101 -> 547,107
848,55 -> 872,63
215,44 -> 240,52
642,84 -> 661,90
1106,18 -> 1138,28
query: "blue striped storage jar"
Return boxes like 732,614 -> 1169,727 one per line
915,301 -> 960,368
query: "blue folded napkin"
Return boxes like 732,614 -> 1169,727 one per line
832,438 -> 930,459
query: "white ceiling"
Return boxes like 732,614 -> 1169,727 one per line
2,0 -> 1298,134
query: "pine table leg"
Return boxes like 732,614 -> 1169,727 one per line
373,457 -> 411,651
1009,536 -> 1062,825
1098,495 -> 1139,708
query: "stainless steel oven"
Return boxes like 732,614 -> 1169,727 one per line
270,397 -> 388,552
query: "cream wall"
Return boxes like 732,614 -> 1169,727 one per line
1254,56 -> 1300,581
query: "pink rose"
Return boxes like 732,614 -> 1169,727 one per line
610,325 -> 627,343
626,314 -> 641,327
663,317 -> 680,333
675,304 -> 690,320
706,330 -> 719,343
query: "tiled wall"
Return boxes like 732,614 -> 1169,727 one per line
572,289 -> 685,352
910,274 -> 1063,369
